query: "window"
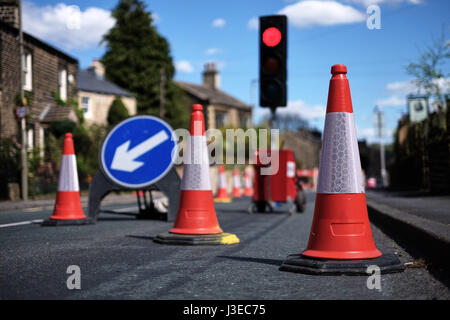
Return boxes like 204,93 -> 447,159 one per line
215,110 -> 228,128
23,52 -> 32,91
81,96 -> 91,117
26,128 -> 34,150
240,113 -> 251,128
58,68 -> 67,101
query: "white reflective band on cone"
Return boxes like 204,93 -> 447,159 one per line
234,174 -> 241,187
58,155 -> 80,191
181,136 -> 211,190
317,112 -> 364,194
219,173 -> 227,188
245,175 -> 252,188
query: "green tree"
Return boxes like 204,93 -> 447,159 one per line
107,96 -> 129,127
101,0 -> 188,129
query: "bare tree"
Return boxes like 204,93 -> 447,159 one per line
406,28 -> 450,102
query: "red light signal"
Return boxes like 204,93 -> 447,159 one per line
262,27 -> 282,47
259,15 -> 287,108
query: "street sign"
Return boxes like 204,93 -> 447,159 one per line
407,95 -> 429,123
100,116 -> 176,189
16,106 -> 29,119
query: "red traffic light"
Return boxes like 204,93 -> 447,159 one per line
262,27 -> 282,47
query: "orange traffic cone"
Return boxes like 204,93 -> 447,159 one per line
154,104 -> 239,245
232,168 -> 242,198
214,165 -> 231,202
243,167 -> 253,196
280,65 -> 403,274
42,133 -> 90,226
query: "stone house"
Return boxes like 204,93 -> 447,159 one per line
77,59 -> 136,126
0,0 -> 78,155
176,62 -> 252,130
175,62 -> 253,193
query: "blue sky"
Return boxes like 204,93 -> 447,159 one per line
22,0 -> 449,143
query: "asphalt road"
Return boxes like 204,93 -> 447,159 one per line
0,192 -> 449,300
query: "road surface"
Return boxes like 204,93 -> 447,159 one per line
0,192 -> 449,299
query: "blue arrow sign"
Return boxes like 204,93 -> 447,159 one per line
101,116 -> 176,188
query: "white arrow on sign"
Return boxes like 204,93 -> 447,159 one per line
110,130 -> 169,172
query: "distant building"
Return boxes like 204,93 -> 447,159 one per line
0,0 -> 78,153
176,62 -> 252,129
77,59 -> 137,126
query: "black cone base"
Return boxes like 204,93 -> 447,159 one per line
41,218 -> 93,226
154,232 -> 239,245
279,253 -> 404,275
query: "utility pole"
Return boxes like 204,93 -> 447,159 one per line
374,106 -> 387,188
18,0 -> 28,200
249,78 -> 258,107
159,67 -> 166,118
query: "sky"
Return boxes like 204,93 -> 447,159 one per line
21,0 -> 450,143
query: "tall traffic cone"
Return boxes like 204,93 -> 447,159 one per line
280,65 -> 403,275
42,133 -> 90,226
243,167 -> 253,196
154,104 -> 239,245
232,168 -> 242,198
214,165 -> 231,203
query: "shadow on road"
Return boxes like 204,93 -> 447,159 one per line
217,255 -> 283,267
126,235 -> 155,241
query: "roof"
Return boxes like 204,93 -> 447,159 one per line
175,81 -> 251,111
0,20 -> 78,64
77,70 -> 134,97
39,105 -> 79,124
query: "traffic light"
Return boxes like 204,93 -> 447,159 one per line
259,15 -> 287,108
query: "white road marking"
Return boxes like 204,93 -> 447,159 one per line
0,219 -> 44,228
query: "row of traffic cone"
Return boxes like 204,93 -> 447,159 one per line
42,64 -> 403,275
214,166 -> 253,202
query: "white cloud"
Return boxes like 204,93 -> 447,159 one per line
344,0 -> 422,7
376,95 -> 405,107
151,13 -> 161,24
205,48 -> 222,55
356,125 -> 394,142
377,77 -> 450,108
385,80 -> 417,95
247,17 -> 259,30
175,60 -> 194,73
212,18 -> 226,28
278,1 -> 366,28
255,100 -> 326,122
385,78 -> 450,96
22,2 -> 115,51
356,126 -> 376,139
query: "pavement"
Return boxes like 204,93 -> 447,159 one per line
0,191 -> 449,300
366,189 -> 450,225
366,189 -> 450,271
0,192 -> 139,214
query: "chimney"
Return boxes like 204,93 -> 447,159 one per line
202,62 -> 220,90
0,0 -> 20,29
87,58 -> 105,79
